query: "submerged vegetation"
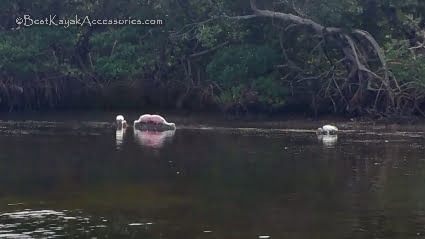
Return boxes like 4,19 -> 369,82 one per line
1,0 -> 425,118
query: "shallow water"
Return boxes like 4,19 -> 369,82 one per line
0,115 -> 425,238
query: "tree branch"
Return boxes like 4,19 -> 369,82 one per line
250,0 -> 325,32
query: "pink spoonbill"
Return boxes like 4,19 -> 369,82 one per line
133,114 -> 176,131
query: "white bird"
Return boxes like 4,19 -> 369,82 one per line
116,115 -> 128,130
316,124 -> 338,135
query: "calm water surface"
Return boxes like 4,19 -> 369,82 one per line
0,114 -> 425,238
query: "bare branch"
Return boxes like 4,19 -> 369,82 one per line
352,29 -> 392,87
250,0 -> 325,32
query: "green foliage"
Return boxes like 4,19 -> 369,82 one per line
0,0 -> 425,114
251,76 -> 288,104
196,25 -> 223,48
385,40 -> 425,85
207,45 -> 288,105
0,27 -> 77,77
315,0 -> 363,28
90,30 -> 141,79
206,44 -> 280,89
218,85 -> 247,103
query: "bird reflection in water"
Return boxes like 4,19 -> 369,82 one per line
115,128 -> 126,149
317,134 -> 338,147
134,129 -> 176,148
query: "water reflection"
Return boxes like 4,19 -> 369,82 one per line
0,209 -> 91,238
317,134 -> 338,147
1,119 -> 425,238
133,129 -> 176,148
0,207 -> 162,238
115,128 -> 126,149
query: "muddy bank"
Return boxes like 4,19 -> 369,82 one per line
177,117 -> 425,133
0,110 -> 424,133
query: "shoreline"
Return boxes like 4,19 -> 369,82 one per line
0,110 -> 424,133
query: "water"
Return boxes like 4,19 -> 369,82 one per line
0,115 -> 425,238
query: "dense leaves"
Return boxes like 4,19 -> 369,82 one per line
0,0 -> 425,117
206,45 -> 280,89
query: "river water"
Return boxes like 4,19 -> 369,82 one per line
0,113 -> 425,238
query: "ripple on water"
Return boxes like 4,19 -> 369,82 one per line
1,210 -> 65,219
0,233 -> 33,238
0,209 -> 159,238
0,120 -> 112,136
129,222 -> 154,226
129,223 -> 143,226
0,209 -> 92,238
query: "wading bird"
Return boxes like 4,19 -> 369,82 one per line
133,114 -> 176,131
316,124 -> 338,135
116,115 -> 128,130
